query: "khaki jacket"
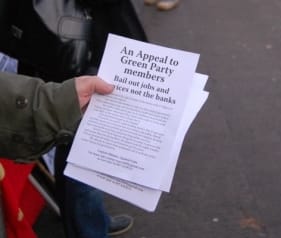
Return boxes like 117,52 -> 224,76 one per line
0,72 -> 81,162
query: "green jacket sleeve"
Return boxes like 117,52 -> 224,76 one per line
0,72 -> 82,162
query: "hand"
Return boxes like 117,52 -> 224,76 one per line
75,75 -> 114,111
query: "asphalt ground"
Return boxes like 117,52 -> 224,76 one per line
35,0 -> 281,237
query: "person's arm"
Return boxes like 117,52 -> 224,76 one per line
0,72 -> 113,162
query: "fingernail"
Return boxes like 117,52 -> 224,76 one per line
107,84 -> 115,91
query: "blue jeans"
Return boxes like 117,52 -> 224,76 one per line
55,144 -> 110,238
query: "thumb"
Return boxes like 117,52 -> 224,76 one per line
90,77 -> 115,95
75,75 -> 114,110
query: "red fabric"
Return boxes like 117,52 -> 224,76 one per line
0,158 -> 46,238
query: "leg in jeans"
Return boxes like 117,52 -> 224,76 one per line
55,144 -> 110,238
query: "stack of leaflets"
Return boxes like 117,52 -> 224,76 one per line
64,34 -> 209,212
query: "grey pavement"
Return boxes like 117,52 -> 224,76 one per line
35,0 -> 281,237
